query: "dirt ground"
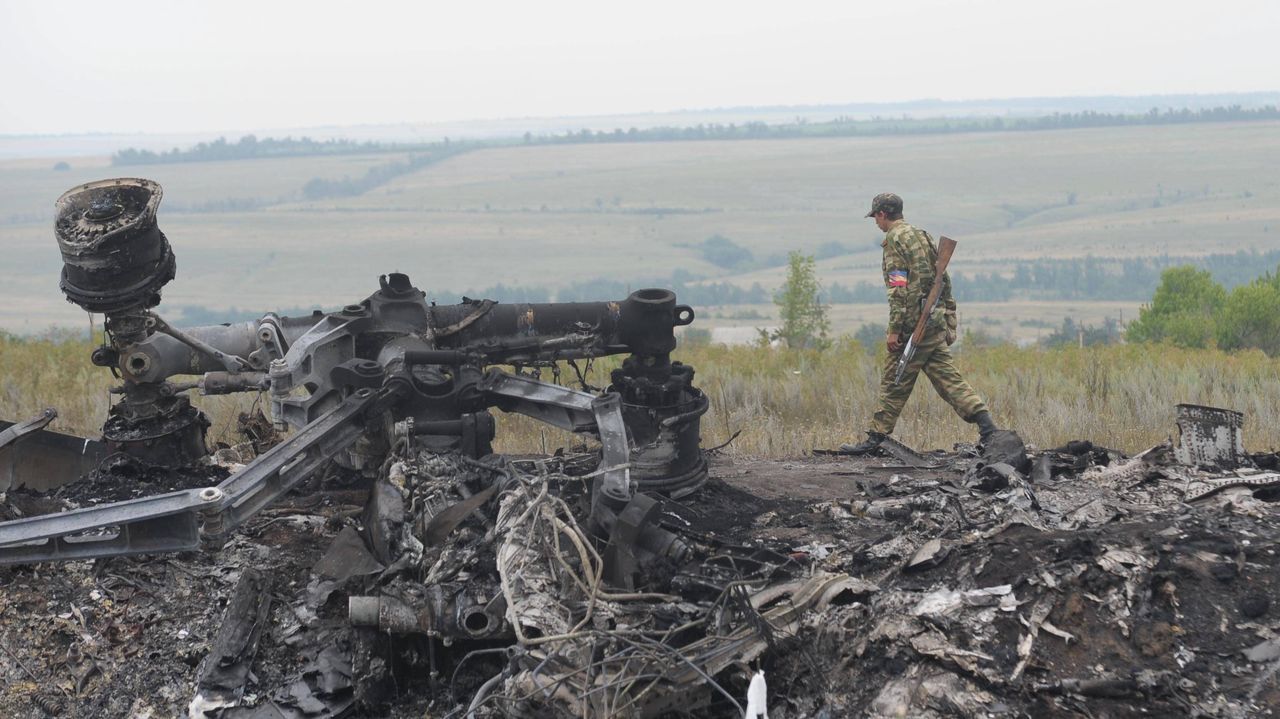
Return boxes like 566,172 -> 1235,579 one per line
2,449 -> 1279,718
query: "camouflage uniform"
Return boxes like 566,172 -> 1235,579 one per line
870,219 -> 987,434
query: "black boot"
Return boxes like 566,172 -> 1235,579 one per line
839,431 -> 885,455
971,410 -> 999,444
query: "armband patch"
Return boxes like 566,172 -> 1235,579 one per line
887,270 -> 908,288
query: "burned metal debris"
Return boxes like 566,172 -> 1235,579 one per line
3,178 -> 1280,717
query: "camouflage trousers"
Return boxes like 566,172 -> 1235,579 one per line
870,329 -> 988,435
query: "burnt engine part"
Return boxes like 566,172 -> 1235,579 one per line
612,356 -> 708,498
348,587 -> 510,641
54,178 -> 209,468
101,393 -> 210,469
54,177 -> 174,314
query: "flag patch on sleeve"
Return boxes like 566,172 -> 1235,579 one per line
887,270 -> 909,288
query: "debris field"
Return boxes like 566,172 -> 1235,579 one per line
3,418 -> 1280,719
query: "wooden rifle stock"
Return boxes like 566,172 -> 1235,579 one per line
893,236 -> 957,384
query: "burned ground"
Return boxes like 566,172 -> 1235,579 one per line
3,445 -> 1280,718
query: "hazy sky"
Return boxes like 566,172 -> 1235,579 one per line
1,0 -> 1275,135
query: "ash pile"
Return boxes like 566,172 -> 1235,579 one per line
5,410 -> 1280,718
778,404 -> 1280,718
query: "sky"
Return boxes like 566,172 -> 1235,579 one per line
0,0 -> 1276,135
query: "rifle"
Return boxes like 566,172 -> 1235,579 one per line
893,236 -> 957,384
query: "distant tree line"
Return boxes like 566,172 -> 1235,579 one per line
523,105 -> 1280,146
424,248 -> 1280,311
826,249 -> 1280,304
111,135 -> 411,165
110,104 -> 1278,168
109,135 -> 470,202
300,150 -> 463,200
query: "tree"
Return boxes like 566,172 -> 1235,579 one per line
1125,266 -> 1225,347
768,252 -> 830,349
1216,273 -> 1280,355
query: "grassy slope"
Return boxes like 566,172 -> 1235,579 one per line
0,122 -> 1276,331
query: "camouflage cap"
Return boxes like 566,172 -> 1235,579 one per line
865,192 -> 903,218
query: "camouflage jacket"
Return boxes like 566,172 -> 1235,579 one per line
881,220 -> 957,336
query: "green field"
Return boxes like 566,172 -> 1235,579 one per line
1,121 -> 1276,333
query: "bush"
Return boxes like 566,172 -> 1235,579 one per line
1126,266 -> 1224,347
1216,274 -> 1280,355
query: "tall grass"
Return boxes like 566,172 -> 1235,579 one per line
0,331 -> 260,444
4,333 -> 1279,456
676,340 -> 1280,454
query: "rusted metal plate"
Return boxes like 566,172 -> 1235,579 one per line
0,420 -> 106,492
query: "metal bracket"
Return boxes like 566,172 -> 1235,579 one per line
480,369 -> 631,500
270,313 -> 371,431
149,313 -> 251,373
248,314 -> 288,368
0,388 -> 382,565
0,408 -> 57,453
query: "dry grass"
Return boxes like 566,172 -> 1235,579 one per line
6,333 -> 1280,458
0,331 -> 259,444
689,341 -> 1280,454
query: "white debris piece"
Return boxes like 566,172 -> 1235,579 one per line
912,588 -> 963,617
962,584 -> 1014,608
791,542 -> 834,560
744,670 -> 768,718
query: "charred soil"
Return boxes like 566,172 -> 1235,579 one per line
2,453 -> 1279,718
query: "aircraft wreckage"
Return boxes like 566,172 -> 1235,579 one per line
2,178 -> 1280,718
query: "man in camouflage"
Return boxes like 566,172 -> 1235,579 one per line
841,193 -> 1000,454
